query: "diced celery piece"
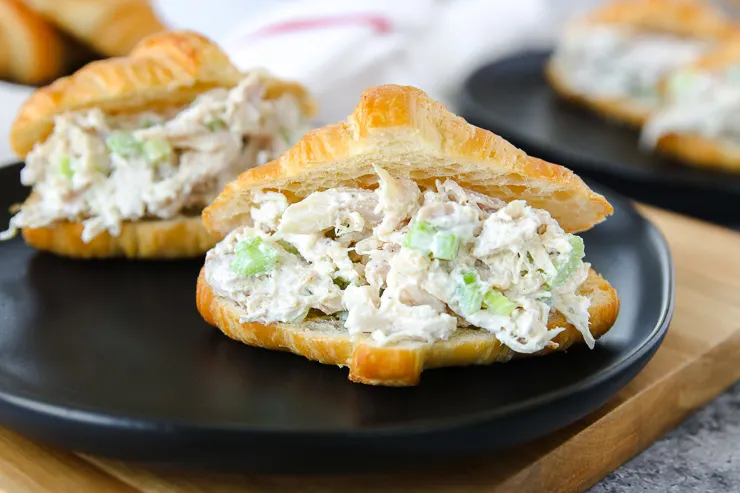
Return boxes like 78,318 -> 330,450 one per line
462,270 -> 478,285
234,237 -> 256,254
333,277 -> 350,290
403,221 -> 436,254
106,131 -> 142,157
457,270 -> 484,315
230,236 -> 278,276
483,290 -> 517,316
336,311 -> 349,322
142,139 -> 172,165
58,155 -> 73,178
552,235 -> 585,287
206,118 -> 228,132
668,71 -> 696,96
457,282 -> 484,316
276,239 -> 299,255
568,234 -> 584,259
431,232 -> 459,260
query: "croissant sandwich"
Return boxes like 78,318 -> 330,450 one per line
546,0 -> 736,126
1,30 -> 317,258
21,0 -> 166,57
195,84 -> 620,386
641,36 -> 740,171
0,0 -> 68,85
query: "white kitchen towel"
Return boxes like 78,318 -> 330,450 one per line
0,82 -> 34,167
155,0 -> 550,124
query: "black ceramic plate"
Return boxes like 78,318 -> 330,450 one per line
0,163 -> 673,473
459,51 -> 740,201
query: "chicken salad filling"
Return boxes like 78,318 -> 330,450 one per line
641,64 -> 740,147
551,24 -> 708,109
204,167 -> 594,354
2,71 -> 308,242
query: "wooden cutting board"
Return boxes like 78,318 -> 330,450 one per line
0,204 -> 739,493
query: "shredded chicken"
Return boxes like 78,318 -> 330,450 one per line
204,170 -> 595,354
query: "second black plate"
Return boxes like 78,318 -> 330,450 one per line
459,51 -> 740,201
0,163 -> 673,473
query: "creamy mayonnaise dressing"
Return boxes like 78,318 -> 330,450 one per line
204,168 -> 594,354
1,71 -> 308,242
551,24 -> 709,108
641,64 -> 740,148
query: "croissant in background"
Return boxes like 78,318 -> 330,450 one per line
22,0 -> 166,57
641,36 -> 740,171
546,0 -> 736,127
0,0 -> 67,85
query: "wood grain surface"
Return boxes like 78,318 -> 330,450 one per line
0,204 -> 738,493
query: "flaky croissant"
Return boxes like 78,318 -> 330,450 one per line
0,0 -> 68,85
21,0 -> 166,57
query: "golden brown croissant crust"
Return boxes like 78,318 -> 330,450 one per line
0,0 -> 68,85
21,0 -> 167,57
203,84 -> 613,237
21,216 -> 220,259
584,0 -> 737,39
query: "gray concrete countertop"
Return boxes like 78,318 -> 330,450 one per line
589,382 -> 740,492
